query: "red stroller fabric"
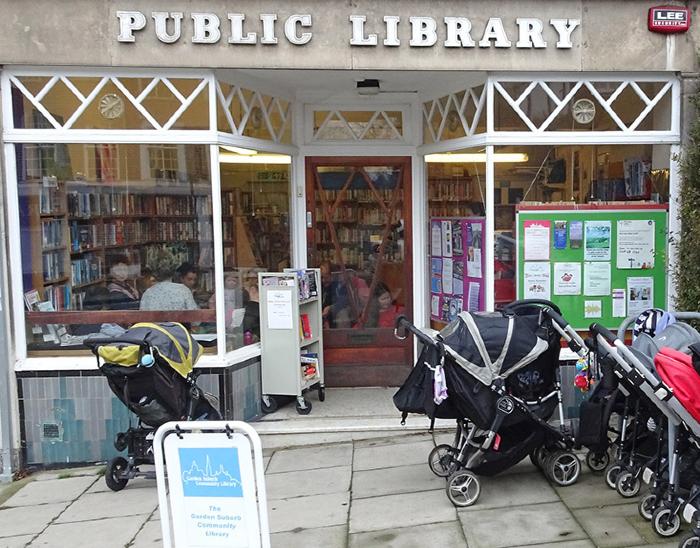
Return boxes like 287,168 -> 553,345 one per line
654,347 -> 700,423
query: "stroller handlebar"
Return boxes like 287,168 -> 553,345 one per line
502,299 -> 562,315
83,337 -> 150,350
394,316 -> 445,355
589,323 -> 617,343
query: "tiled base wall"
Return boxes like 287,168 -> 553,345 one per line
17,359 -> 261,467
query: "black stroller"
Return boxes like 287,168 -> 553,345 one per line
85,322 -> 221,492
394,300 -> 588,507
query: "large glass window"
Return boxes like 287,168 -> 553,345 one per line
218,149 -> 291,352
18,143 -> 215,353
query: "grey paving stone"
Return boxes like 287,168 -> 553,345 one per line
459,502 -> 587,548
0,503 -> 68,537
575,503 -> 655,547
266,465 -> 351,500
457,472 -> 559,511
271,525 -> 347,548
3,476 -> 95,507
353,440 -> 435,471
56,489 -> 158,523
268,492 -> 350,534
33,467 -> 103,481
525,542 -> 595,548
266,443 -> 352,473
29,515 -> 146,548
349,489 -> 456,534
353,433 -> 434,449
129,518 -> 164,548
86,475 -> 156,494
352,463 -> 445,499
553,469 -> 636,509
0,534 -> 36,547
348,521 -> 467,548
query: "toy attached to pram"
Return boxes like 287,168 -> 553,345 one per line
393,299 -> 589,507
85,322 -> 221,492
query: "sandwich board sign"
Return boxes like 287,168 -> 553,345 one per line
154,421 -> 270,548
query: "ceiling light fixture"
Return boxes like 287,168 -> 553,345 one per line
425,153 -> 529,164
356,79 -> 381,96
220,145 -> 258,155
219,153 -> 291,164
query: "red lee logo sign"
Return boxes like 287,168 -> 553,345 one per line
648,5 -> 691,33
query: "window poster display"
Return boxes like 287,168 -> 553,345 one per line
517,206 -> 667,329
430,217 -> 485,323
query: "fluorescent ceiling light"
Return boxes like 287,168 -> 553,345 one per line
219,153 -> 291,164
220,145 -> 258,155
425,153 -> 529,164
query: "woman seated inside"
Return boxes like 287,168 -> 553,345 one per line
364,282 -> 405,328
140,260 -> 199,311
107,256 -> 140,310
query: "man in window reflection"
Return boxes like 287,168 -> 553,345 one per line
140,262 -> 198,311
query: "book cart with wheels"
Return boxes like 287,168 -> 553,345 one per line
258,268 -> 325,415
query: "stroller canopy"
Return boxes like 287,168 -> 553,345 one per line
440,311 -> 549,386
96,322 -> 203,378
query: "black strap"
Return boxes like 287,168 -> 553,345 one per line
429,416 -> 436,432
400,411 -> 407,426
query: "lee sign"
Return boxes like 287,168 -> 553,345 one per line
648,6 -> 691,33
117,11 -> 581,49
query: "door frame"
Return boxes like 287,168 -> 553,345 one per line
304,155 -> 414,385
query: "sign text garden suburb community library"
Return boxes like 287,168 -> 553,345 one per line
117,11 -> 581,49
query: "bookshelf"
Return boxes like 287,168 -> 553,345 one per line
258,268 -> 324,415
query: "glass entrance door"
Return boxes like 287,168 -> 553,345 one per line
306,157 -> 412,386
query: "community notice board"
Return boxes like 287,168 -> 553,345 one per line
430,217 -> 486,323
516,204 -> 668,330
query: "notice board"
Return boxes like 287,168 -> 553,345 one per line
516,204 -> 668,330
430,217 -> 486,323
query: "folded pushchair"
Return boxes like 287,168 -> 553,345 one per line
85,322 -> 221,492
394,299 -> 588,507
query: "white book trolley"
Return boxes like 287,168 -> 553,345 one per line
258,269 -> 325,415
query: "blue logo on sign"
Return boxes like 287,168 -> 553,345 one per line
179,448 -> 243,498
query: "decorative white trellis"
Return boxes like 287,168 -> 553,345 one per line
310,109 -> 404,142
216,81 -> 292,144
422,84 -> 486,143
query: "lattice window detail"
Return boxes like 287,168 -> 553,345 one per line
493,79 -> 674,133
216,81 -> 291,144
312,110 -> 404,142
9,75 -> 210,131
422,85 -> 486,144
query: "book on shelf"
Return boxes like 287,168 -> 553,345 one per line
24,289 -> 40,311
41,219 -> 64,249
300,353 -> 319,380
300,313 -> 312,340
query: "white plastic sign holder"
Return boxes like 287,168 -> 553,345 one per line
154,421 -> 270,548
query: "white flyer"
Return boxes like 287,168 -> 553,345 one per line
441,220 -> 453,257
612,288 -> 626,318
431,295 -> 440,317
523,262 -> 551,300
584,221 -> 612,261
431,221 -> 442,257
442,258 -> 453,295
617,219 -> 655,269
627,277 -> 654,317
553,262 -> 582,295
467,282 -> 480,312
584,300 -> 603,319
524,221 -> 551,261
584,262 -> 611,296
266,290 -> 293,329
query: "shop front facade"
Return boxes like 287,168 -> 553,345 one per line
0,0 -> 696,468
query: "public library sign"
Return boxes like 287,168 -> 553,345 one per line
117,11 -> 581,49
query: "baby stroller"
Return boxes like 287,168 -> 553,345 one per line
394,299 -> 589,507
85,322 -> 221,492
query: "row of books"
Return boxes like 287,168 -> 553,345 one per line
154,195 -> 212,216
67,191 -> 101,218
43,251 -> 65,282
39,182 -> 63,215
288,269 -> 319,301
300,352 -> 319,381
153,220 -> 213,241
42,219 -> 64,249
44,283 -> 72,311
71,255 -> 104,287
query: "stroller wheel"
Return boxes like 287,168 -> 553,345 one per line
428,444 -> 458,478
585,450 -> 610,473
105,456 -> 129,492
546,451 -> 581,487
446,470 -> 481,507
679,532 -> 700,548
114,432 -> 129,452
638,493 -> 657,521
651,507 -> 681,537
616,470 -> 641,498
605,463 -> 622,489
529,446 -> 548,471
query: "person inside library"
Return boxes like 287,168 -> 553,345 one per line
177,262 -> 209,308
139,255 -> 199,312
319,260 -> 352,329
106,256 -> 140,310
364,282 -> 405,329
208,270 -> 248,312
241,277 -> 260,343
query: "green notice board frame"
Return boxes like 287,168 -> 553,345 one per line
516,204 -> 668,330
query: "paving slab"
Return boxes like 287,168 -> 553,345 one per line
352,433 -> 434,449
266,443 -> 352,473
129,517 -> 164,548
575,504 -> 646,547
266,465 -> 351,500
56,489 -> 158,523
3,476 -> 96,507
553,470 -> 637,509
349,489 -> 456,534
271,525 -> 347,548
0,503 -> 68,538
352,463 -> 445,499
459,501 -> 587,548
353,440 -> 435,471
0,535 -> 36,547
259,388 -> 398,420
33,467 -> 103,481
526,542 -> 596,548
458,472 -> 559,511
29,515 -> 147,548
348,521 -> 467,548
87,475 -> 156,494
268,492 -> 350,534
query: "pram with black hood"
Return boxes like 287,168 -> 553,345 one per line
394,299 -> 588,507
85,322 -> 221,491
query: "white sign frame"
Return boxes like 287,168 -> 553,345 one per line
154,421 -> 270,548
